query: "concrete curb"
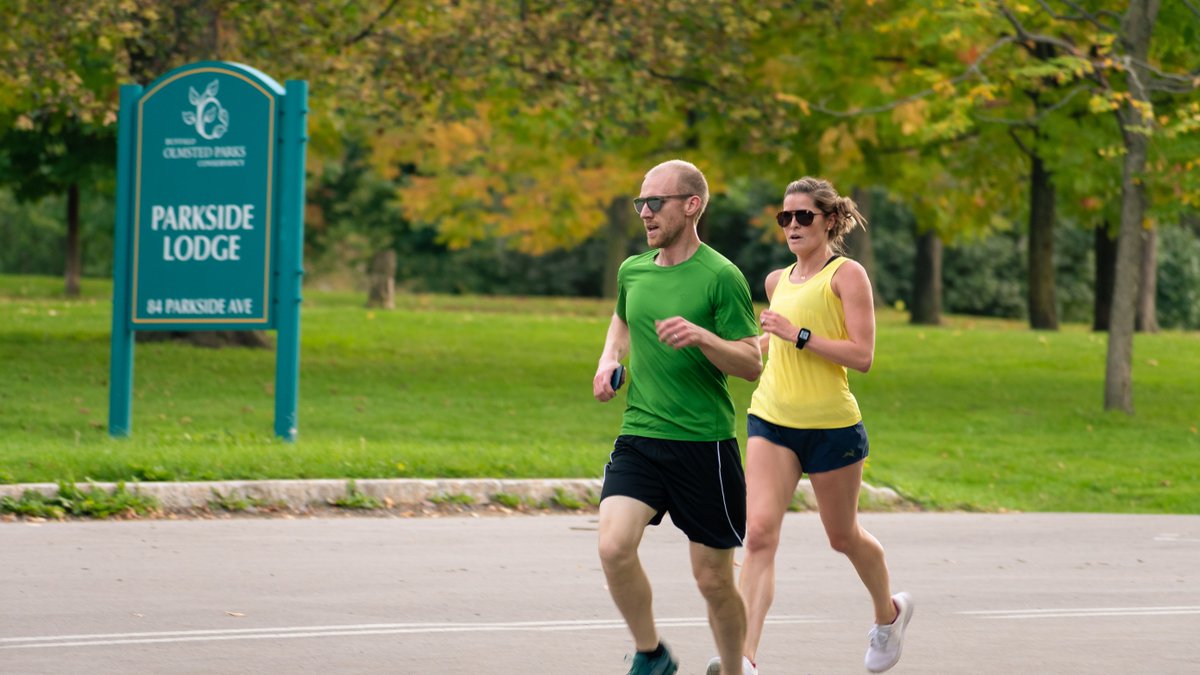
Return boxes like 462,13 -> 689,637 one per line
0,478 -> 907,512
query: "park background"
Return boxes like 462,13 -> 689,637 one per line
1,1 -> 1197,515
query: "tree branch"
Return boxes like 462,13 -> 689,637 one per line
998,2 -> 1084,55
346,0 -> 401,46
1125,56 -> 1200,93
645,67 -> 723,94
996,1 -> 1111,89
876,130 -> 979,155
1008,127 -> 1034,158
976,85 -> 1090,126
1033,0 -> 1119,33
797,35 -> 1017,118
1183,0 -> 1200,20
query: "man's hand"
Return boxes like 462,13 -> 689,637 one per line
593,360 -> 622,402
655,316 -> 708,350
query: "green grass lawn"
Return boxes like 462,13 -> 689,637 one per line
1,274 -> 1197,513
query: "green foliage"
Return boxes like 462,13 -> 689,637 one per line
0,186 -> 114,277
0,490 -> 65,519
328,480 -> 384,510
491,492 -> 523,509
55,481 -> 160,518
786,492 -> 809,513
548,488 -> 585,511
128,463 -> 175,482
429,492 -> 475,506
1157,221 -> 1200,330
0,481 -> 159,519
207,489 -> 284,513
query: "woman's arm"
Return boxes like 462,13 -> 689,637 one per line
759,262 -> 875,373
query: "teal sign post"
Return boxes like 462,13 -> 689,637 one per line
109,62 -> 307,440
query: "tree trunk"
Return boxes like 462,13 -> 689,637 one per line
1106,138 -> 1146,413
65,182 -> 82,297
847,187 -> 884,307
1105,0 -> 1160,413
1093,222 -> 1117,331
1135,226 -> 1158,332
603,196 -> 633,299
1028,153 -> 1058,330
366,248 -> 396,309
910,227 -> 942,325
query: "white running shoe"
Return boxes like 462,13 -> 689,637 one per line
865,592 -> 914,672
704,655 -> 757,675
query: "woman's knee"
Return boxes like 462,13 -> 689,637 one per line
827,528 -> 860,555
744,519 -> 782,556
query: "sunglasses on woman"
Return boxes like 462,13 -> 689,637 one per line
775,209 -> 824,227
633,194 -> 692,214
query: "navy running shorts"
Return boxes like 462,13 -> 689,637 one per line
747,414 -> 869,474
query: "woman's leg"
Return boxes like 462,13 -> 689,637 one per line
808,461 -> 896,624
740,436 -> 803,659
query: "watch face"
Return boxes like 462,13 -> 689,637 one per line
800,329 -> 811,340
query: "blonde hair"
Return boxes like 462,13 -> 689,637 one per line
784,176 -> 866,254
648,159 -> 710,225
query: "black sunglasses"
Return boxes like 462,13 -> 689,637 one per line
775,209 -> 824,227
634,194 -> 692,214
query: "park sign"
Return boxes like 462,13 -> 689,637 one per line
133,66 -> 274,326
109,62 -> 307,440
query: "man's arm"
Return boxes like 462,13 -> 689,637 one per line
654,317 -> 762,382
593,313 -> 630,402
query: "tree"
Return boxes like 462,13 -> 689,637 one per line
0,2 -> 129,295
992,1 -> 1200,411
862,1 -> 1199,410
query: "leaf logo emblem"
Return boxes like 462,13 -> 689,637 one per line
181,79 -> 229,140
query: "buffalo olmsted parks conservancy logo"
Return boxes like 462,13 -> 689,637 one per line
183,79 -> 229,139
160,78 -> 248,168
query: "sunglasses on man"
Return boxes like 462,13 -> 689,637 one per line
633,194 -> 693,214
775,209 -> 825,227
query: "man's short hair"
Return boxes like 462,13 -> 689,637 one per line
648,159 -> 709,224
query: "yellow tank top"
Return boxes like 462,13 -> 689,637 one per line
748,257 -> 862,429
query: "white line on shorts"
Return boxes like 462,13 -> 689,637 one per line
0,615 -> 824,650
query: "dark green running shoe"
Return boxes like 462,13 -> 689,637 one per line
625,643 -> 678,675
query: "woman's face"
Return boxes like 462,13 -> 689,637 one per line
780,192 -> 831,256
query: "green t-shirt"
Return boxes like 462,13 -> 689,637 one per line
615,243 -> 759,441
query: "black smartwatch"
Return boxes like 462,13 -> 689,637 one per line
794,327 -> 812,350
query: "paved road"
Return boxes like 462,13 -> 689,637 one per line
2,512 -> 1198,674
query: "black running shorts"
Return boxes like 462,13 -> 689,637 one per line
600,435 -> 746,549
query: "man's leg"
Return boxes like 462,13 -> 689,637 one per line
740,436 -> 803,660
598,495 -> 659,650
691,542 -> 746,675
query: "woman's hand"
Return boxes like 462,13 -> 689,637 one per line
759,309 -> 799,344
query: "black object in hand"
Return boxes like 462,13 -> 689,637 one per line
610,364 -> 626,391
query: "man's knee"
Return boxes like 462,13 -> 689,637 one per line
693,561 -> 737,601
598,532 -> 639,571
